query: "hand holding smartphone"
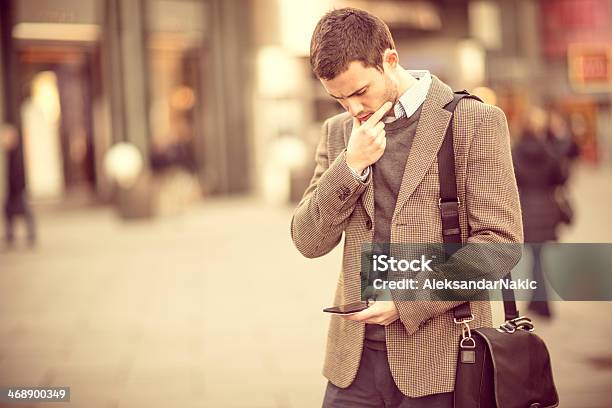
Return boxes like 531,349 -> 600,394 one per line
323,300 -> 370,315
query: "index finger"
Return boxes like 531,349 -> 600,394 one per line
364,101 -> 392,128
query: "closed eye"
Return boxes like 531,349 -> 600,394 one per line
328,85 -> 368,100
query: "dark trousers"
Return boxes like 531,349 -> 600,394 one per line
322,344 -> 453,408
4,196 -> 36,244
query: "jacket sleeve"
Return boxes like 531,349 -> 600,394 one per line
393,105 -> 524,335
464,105 -> 524,245
291,119 -> 370,258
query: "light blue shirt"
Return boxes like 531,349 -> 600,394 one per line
385,70 -> 432,123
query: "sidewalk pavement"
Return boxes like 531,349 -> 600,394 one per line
1,165 -> 611,407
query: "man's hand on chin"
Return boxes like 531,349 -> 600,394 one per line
343,300 -> 399,326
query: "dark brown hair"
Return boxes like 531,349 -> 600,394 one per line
310,8 -> 395,80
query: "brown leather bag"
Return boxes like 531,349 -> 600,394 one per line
453,313 -> 558,408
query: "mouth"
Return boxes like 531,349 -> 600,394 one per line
358,113 -> 372,122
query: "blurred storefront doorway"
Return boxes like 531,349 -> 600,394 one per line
145,0 -> 207,212
1,0 -> 104,204
18,46 -> 98,201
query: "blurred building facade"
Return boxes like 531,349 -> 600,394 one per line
485,0 -> 612,164
1,0 -> 611,211
0,0 -> 253,210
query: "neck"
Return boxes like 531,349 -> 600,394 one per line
396,65 -> 418,96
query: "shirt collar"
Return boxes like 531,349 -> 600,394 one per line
385,70 -> 431,122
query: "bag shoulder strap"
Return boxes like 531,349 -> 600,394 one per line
438,91 -> 519,322
437,91 -> 478,244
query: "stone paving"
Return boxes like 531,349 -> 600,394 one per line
0,164 -> 611,407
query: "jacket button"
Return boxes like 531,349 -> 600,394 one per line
365,219 -> 372,230
337,186 -> 350,201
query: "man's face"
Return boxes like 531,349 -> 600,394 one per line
320,60 -> 398,124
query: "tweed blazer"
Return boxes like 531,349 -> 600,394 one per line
291,76 -> 523,397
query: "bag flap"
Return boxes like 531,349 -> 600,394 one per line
474,328 -> 559,408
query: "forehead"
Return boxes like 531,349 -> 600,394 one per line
320,61 -> 381,97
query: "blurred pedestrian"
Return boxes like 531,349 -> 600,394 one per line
547,110 -> 578,225
512,107 -> 568,318
547,110 -> 580,164
1,123 -> 36,247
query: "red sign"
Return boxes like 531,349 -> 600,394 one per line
542,0 -> 612,57
568,43 -> 612,91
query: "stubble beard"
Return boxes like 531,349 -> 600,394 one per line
382,76 -> 400,118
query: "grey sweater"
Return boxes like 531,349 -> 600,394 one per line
365,107 -> 423,346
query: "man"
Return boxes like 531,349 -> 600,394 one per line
2,123 -> 36,247
290,8 -> 523,407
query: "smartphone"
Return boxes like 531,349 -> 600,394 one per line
323,301 -> 370,315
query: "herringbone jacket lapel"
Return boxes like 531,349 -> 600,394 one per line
393,77 -> 454,221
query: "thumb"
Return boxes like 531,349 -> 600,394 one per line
352,116 -> 360,131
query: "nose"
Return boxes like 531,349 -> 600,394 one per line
344,98 -> 363,117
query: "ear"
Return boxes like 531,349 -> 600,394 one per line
382,49 -> 399,69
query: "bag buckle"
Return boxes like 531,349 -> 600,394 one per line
439,197 -> 461,208
459,332 -> 476,349
497,316 -> 535,333
455,315 -> 475,349
453,314 -> 474,325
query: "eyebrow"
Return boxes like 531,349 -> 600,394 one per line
329,85 -> 368,100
